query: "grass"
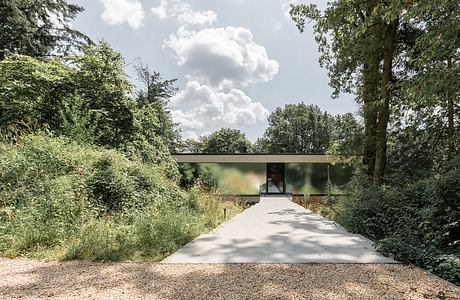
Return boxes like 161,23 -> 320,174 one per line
0,134 -> 242,261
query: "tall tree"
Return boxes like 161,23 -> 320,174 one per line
136,62 -> 181,151
69,43 -> 136,148
290,1 -> 406,182
202,128 -> 253,154
261,103 -> 335,154
0,0 -> 91,60
329,112 -> 363,157
399,0 -> 460,160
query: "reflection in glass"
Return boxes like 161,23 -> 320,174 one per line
179,162 -> 352,195
285,163 -> 353,194
181,163 -> 266,195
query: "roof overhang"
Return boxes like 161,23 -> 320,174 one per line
172,154 -> 337,163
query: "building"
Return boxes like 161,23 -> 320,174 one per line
173,154 -> 353,201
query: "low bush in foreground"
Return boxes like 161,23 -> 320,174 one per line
0,134 -> 240,261
309,160 -> 460,286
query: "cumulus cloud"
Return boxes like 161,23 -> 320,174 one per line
151,0 -> 167,20
171,109 -> 204,130
100,0 -> 144,29
165,26 -> 279,87
170,81 -> 269,137
151,1 -> 217,26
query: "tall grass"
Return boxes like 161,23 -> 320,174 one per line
0,134 -> 241,261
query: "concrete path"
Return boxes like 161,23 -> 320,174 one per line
162,196 -> 396,263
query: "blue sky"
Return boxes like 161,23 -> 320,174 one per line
70,0 -> 357,141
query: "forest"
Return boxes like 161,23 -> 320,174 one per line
0,0 -> 459,285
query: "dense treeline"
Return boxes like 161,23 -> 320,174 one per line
181,104 -> 362,155
0,0 -> 239,261
289,0 -> 460,284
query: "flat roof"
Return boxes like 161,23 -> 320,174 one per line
172,154 -> 334,163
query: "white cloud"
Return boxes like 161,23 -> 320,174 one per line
151,0 -> 167,20
176,6 -> 217,26
170,81 -> 269,137
100,0 -> 144,29
165,26 -> 279,87
171,109 -> 204,130
151,1 -> 217,26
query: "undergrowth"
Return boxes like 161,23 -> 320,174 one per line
0,134 -> 241,261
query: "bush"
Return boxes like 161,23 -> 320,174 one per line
0,134 -> 241,261
337,159 -> 460,285
86,156 -> 137,211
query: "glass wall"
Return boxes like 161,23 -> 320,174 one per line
285,163 -> 352,194
179,162 -> 352,195
180,163 -> 266,195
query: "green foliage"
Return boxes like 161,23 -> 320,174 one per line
328,113 -> 363,157
0,0 -> 91,60
338,158 -> 460,285
0,45 -> 178,174
0,45 -> 137,149
262,103 -> 333,153
135,63 -> 180,151
0,134 -> 241,261
178,138 -> 205,153
259,103 -> 361,154
0,55 -> 74,130
86,156 -> 137,211
201,128 -> 253,154
68,43 -> 137,148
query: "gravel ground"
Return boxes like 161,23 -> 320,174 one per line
0,258 -> 459,300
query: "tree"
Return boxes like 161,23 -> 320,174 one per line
202,128 -> 253,154
261,103 -> 335,153
178,138 -> 205,153
0,54 -> 74,131
69,43 -> 136,148
135,62 -> 180,151
398,0 -> 459,160
253,137 -> 270,154
290,1 -> 382,176
329,113 -> 363,157
0,44 -> 137,148
0,0 -> 91,60
290,1 -> 409,182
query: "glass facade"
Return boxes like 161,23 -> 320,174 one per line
179,161 -> 352,195
285,163 -> 352,194
182,163 -> 266,195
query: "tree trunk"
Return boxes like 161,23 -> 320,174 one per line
447,57 -> 455,158
362,55 -> 380,178
360,2 -> 381,179
373,19 -> 398,183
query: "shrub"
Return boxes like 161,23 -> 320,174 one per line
86,156 -> 137,211
337,159 -> 460,285
0,134 -> 241,262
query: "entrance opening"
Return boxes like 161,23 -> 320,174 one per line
266,163 -> 285,194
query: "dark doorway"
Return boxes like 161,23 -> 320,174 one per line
266,163 -> 285,194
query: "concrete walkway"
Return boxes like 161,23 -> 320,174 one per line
162,196 -> 396,263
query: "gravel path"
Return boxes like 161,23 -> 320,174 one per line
163,196 -> 394,263
1,258 -> 459,299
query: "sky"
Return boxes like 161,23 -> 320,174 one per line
70,0 -> 358,141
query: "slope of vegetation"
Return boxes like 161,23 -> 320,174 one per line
0,6 -> 240,260
0,134 -> 239,261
